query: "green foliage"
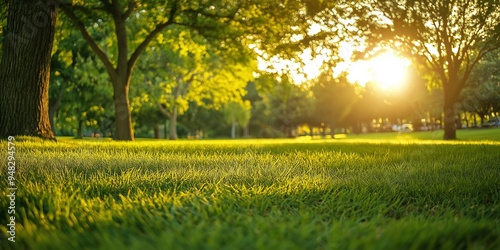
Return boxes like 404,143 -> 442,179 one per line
311,73 -> 359,128
360,0 -> 500,94
459,51 -> 500,117
50,29 -> 114,137
260,77 -> 313,137
1,137 -> 499,249
223,101 -> 252,127
130,25 -> 255,137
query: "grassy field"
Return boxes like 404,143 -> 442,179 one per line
1,129 -> 499,249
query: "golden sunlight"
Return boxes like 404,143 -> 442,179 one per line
345,51 -> 411,91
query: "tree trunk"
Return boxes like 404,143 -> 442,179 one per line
164,120 -> 169,139
112,84 -> 134,140
329,124 -> 336,139
0,0 -> 57,140
76,119 -> 84,139
154,124 -> 161,139
243,125 -> 249,138
231,120 -> 237,139
478,112 -> 485,125
169,107 -> 178,140
443,95 -> 457,140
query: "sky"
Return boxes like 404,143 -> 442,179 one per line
258,43 -> 411,91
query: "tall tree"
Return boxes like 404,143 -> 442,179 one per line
459,51 -> 500,123
262,77 -> 312,137
133,27 -> 254,140
360,0 -> 500,139
312,73 -> 359,138
58,0 -> 314,141
0,0 -> 58,140
223,101 -> 251,139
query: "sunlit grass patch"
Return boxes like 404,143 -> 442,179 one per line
0,137 -> 499,249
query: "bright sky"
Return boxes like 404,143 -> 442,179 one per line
258,43 -> 411,91
336,49 -> 411,91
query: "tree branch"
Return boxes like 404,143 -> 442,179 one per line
123,1 -> 136,19
157,103 -> 171,118
100,0 -> 112,12
127,0 -> 179,73
59,4 -> 117,80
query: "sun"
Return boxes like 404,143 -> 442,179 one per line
345,51 -> 411,91
370,53 -> 411,90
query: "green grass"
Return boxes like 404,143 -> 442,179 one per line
333,127 -> 500,141
1,132 -> 499,249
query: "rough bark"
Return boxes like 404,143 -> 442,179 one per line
0,0 -> 57,140
113,84 -> 134,140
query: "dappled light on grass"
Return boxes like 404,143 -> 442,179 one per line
0,136 -> 499,249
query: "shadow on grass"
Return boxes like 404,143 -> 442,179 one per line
8,170 -> 500,250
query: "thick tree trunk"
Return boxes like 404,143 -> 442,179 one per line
113,84 -> 134,140
169,107 -> 178,140
0,0 -> 57,140
443,95 -> 457,140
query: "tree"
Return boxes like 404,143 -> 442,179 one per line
223,101 -> 251,139
58,0 -> 317,141
132,26 -> 254,140
459,51 -> 500,124
0,0 -> 58,140
261,77 -> 312,138
360,0 -> 500,139
311,73 -> 359,138
57,1 -> 236,140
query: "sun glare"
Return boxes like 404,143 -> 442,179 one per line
371,53 -> 411,90
345,51 -> 411,91
257,42 -> 410,88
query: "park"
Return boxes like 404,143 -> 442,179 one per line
1,0 -> 500,249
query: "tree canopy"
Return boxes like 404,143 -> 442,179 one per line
2,0 -> 500,140
356,0 -> 500,139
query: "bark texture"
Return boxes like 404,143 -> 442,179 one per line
0,0 -> 57,140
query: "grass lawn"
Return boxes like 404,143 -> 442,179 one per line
1,130 -> 499,249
